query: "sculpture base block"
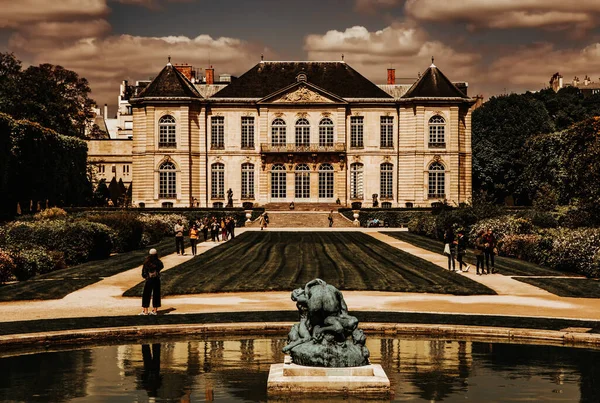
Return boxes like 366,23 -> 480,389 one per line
267,357 -> 390,396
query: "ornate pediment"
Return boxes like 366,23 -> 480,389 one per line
272,86 -> 335,104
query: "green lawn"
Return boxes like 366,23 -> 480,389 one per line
124,231 -> 495,297
0,238 -> 176,301
515,277 -> 600,298
383,231 -> 579,277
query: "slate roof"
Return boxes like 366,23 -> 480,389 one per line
212,62 -> 393,99
403,64 -> 469,99
136,64 -> 201,99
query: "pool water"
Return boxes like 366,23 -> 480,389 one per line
1,335 -> 598,402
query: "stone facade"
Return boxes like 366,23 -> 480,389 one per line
125,61 -> 474,208
87,139 -> 133,186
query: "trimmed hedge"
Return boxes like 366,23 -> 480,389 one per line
341,208 -> 429,228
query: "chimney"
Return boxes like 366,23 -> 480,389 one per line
104,104 -> 108,119
174,64 -> 193,81
205,66 -> 214,85
387,68 -> 396,85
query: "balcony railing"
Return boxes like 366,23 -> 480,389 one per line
260,143 -> 346,153
428,142 -> 446,148
158,142 -> 177,148
428,193 -> 446,199
159,193 -> 177,199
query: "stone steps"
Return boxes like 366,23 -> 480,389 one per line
248,212 -> 355,228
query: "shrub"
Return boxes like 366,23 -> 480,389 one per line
516,210 -> 558,229
9,247 -> 56,280
242,202 -> 254,210
138,213 -> 187,245
501,234 -> 541,261
557,206 -> 595,228
468,215 -> 534,245
543,228 -> 600,277
2,220 -> 113,264
408,214 -> 437,238
351,202 -> 362,210
34,207 -> 67,220
0,249 -> 16,284
85,212 -> 144,252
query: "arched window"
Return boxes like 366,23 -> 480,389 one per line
271,118 -> 286,146
295,164 -> 310,199
295,118 -> 310,147
241,163 -> 254,199
159,115 -> 176,148
428,162 -> 445,198
429,115 -> 445,147
319,118 -> 334,147
350,163 -> 364,199
380,163 -> 393,199
211,163 -> 225,199
318,163 -> 334,199
271,164 -> 286,199
159,161 -> 176,198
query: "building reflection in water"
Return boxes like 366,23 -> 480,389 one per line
4,335 -> 600,402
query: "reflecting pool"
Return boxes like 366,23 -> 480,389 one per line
1,334 -> 599,402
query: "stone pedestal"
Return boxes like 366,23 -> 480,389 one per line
267,356 -> 390,397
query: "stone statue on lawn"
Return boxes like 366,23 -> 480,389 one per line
282,279 -> 370,367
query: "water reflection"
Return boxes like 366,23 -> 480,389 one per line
1,336 -> 599,402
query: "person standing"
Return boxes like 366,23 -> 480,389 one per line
259,213 -> 267,230
189,224 -> 199,256
221,218 -> 227,241
202,217 -> 209,241
443,227 -> 456,272
140,248 -> 164,315
328,210 -> 334,227
228,216 -> 236,239
211,218 -> 219,242
174,220 -> 185,255
474,230 -> 485,275
483,228 -> 497,274
456,230 -> 470,272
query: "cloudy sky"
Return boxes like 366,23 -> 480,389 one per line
3,0 -> 600,111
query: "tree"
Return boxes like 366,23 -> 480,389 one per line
0,53 -> 95,138
472,93 -> 554,205
93,179 -> 110,206
108,177 -> 122,206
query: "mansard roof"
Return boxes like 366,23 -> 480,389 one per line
402,63 -> 469,100
136,63 -> 201,99
212,62 -> 393,99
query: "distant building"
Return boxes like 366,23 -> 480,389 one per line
549,72 -> 600,96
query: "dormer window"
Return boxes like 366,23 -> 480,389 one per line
296,72 -> 307,82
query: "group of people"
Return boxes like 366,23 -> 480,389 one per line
443,227 -> 497,275
174,217 -> 237,256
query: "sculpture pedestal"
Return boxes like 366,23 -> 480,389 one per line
267,356 -> 390,397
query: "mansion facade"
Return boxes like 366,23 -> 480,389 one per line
96,60 -> 475,208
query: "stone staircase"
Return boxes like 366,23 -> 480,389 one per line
247,211 -> 356,228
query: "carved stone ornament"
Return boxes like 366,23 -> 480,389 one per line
274,112 -> 284,117
321,112 -> 332,117
296,112 -> 308,118
275,86 -> 331,103
383,155 -> 392,162
433,155 -> 442,163
352,155 -> 361,163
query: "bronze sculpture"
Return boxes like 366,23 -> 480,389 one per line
282,279 -> 370,367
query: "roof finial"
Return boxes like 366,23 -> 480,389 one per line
261,53 -> 264,62
430,56 -> 435,68
341,53 -> 344,62
167,55 -> 171,65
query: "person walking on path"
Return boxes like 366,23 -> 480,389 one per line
259,213 -> 267,230
328,210 -> 334,227
140,248 -> 164,315
456,230 -> 470,272
483,228 -> 497,274
220,218 -> 227,241
443,227 -> 456,272
174,220 -> 185,255
189,224 -> 199,256
474,230 -> 486,275
210,218 -> 219,241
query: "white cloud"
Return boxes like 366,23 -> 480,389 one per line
0,0 -> 109,28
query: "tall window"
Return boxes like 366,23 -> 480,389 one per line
158,115 -> 176,148
350,163 -> 364,199
319,118 -> 334,147
380,163 -> 393,199
159,161 -> 176,198
295,164 -> 310,199
241,163 -> 254,199
350,116 -> 364,148
380,116 -> 394,148
429,115 -> 446,147
211,116 -> 225,149
271,164 -> 286,199
211,162 -> 225,198
271,118 -> 286,146
319,163 -> 334,199
241,117 -> 254,148
295,118 -> 310,146
428,162 -> 445,198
